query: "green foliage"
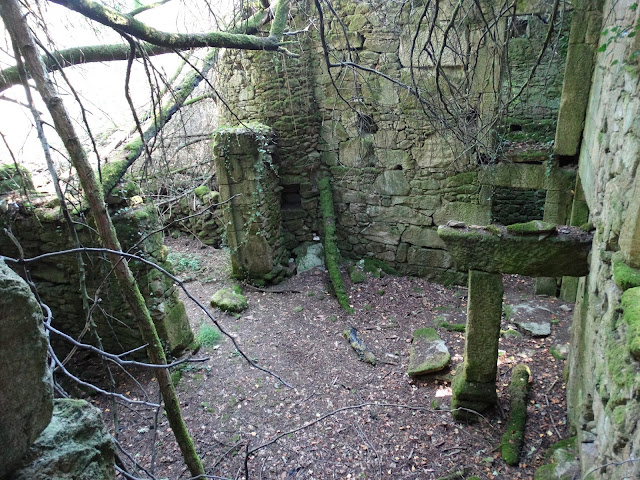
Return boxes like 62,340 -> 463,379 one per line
167,251 -> 202,273
196,324 -> 221,347
503,304 -> 514,321
293,305 -> 303,313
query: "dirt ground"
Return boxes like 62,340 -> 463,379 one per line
96,235 -> 574,480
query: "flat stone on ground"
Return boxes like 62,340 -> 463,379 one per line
407,327 -> 450,376
516,320 -> 551,337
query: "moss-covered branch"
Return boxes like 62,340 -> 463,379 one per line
50,0 -> 280,51
318,176 -> 353,313
0,42 -> 174,93
501,364 -> 531,466
0,7 -> 271,94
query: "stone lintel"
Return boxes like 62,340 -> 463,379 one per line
438,224 -> 592,277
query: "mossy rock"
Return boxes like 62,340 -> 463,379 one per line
621,287 -> 640,360
210,286 -> 248,313
506,220 -> 556,235
408,327 -> 450,376
0,163 -> 34,194
500,364 -> 531,466
194,185 -> 211,199
349,265 -> 366,283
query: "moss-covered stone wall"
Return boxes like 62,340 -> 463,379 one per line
0,192 -> 193,360
564,0 -> 640,477
215,0 -> 572,281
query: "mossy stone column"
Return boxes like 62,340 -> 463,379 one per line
452,269 -> 503,420
213,125 -> 287,285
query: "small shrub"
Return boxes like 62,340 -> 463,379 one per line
167,250 -> 202,273
197,324 -> 221,347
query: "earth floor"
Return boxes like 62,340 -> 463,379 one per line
92,235 -> 574,480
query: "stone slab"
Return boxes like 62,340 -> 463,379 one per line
438,225 -> 592,277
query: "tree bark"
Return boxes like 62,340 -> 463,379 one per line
0,1 -> 205,477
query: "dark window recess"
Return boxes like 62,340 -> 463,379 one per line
509,16 -> 529,38
357,113 -> 378,135
281,184 -> 302,209
491,187 -> 546,225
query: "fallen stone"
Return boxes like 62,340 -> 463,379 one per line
517,320 -> 551,337
210,286 -> 248,312
11,399 -> 115,480
0,261 -> 53,478
407,327 -> 450,376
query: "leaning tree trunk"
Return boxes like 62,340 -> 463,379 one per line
0,1 -> 205,476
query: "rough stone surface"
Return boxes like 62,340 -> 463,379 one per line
0,197 -> 194,360
0,261 -> 53,479
516,320 -> 551,337
452,270 -> 503,418
210,287 -> 248,313
407,327 -> 450,376
438,225 -> 592,277
296,242 -> 325,273
563,1 -> 640,477
11,399 -> 115,480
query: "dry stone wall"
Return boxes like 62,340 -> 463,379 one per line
562,0 -> 640,477
0,192 -> 193,360
217,0 -> 572,281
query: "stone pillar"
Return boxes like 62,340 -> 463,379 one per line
213,124 -> 289,285
560,177 -> 590,301
535,178 -> 574,296
452,269 -> 503,420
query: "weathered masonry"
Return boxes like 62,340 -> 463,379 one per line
213,0 -> 575,285
0,186 -> 194,360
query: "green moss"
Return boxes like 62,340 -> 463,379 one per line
550,346 -> 567,360
413,327 -> 439,341
319,176 -> 353,313
437,321 -> 466,332
613,257 -> 640,291
101,159 -> 129,195
543,436 -> 576,462
622,287 -> 640,360
363,258 -> 398,276
193,185 -> 211,199
349,265 -> 366,283
502,329 -> 523,339
506,220 -> 556,234
501,364 -> 531,465
210,287 -> 248,313
485,224 -> 502,235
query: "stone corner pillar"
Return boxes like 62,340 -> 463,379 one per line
452,269 -> 503,420
213,124 -> 289,285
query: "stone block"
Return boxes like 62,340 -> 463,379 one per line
406,246 -> 453,268
401,225 -> 446,249
339,137 -> 375,168
11,399 -> 115,480
433,202 -> 491,226
373,170 -> 410,196
464,270 -> 503,384
438,225 -> 592,277
0,261 -> 53,478
407,327 -> 451,376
